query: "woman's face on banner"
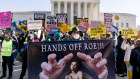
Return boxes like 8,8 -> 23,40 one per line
70,61 -> 78,71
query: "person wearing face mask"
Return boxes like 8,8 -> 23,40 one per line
0,32 -> 16,79
68,27 -> 83,41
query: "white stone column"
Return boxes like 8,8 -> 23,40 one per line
71,2 -> 74,25
97,3 -> 100,20
58,1 -> 61,13
64,1 -> 67,13
84,2 -> 88,18
91,2 -> 94,21
51,1 -> 54,16
78,2 -> 81,18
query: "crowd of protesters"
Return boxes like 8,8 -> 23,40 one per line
0,27 -> 140,79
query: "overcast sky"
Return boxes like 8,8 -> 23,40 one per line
0,0 -> 139,26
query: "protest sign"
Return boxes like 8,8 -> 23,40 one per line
91,21 -> 101,28
122,29 -> 137,38
0,11 -> 11,28
11,22 -> 17,30
112,25 -> 118,34
90,27 -> 106,38
50,28 -> 59,34
46,16 -> 57,34
27,20 -> 42,30
56,14 -> 67,28
78,21 -> 89,31
76,18 -> 88,25
104,13 -> 113,32
34,13 -> 46,21
34,13 -> 46,27
28,40 -> 115,79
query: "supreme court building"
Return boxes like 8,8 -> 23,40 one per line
50,0 -> 100,25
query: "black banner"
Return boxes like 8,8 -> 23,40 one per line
28,40 -> 115,79
47,16 -> 57,25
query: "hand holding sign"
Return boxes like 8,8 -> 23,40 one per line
39,53 -> 73,79
77,52 -> 108,79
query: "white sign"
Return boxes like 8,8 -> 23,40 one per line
27,20 -> 42,30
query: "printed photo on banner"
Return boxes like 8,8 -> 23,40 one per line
122,29 -> 137,38
0,11 -> 11,28
27,20 -> 42,30
28,40 -> 115,79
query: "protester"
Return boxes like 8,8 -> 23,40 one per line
130,39 -> 140,79
0,32 -> 17,79
19,42 -> 28,79
0,32 -> 3,74
49,34 -> 56,41
39,52 -> 108,79
106,34 -> 111,39
116,31 -> 127,77
55,31 -> 61,41
121,38 -> 135,79
11,31 -> 19,65
62,33 -> 70,41
45,34 -> 50,41
68,27 -> 83,41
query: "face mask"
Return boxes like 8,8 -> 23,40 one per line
73,34 -> 80,40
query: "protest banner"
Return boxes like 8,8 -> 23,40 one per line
122,29 -> 137,38
50,28 -> 59,34
56,14 -> 67,28
27,20 -> 42,30
78,21 -> 89,31
46,16 -> 57,34
104,13 -> 113,32
28,40 -> 115,79
91,21 -> 101,28
0,11 -> 11,28
90,27 -> 106,38
76,18 -> 88,25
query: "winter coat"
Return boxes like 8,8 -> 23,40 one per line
121,41 -> 135,62
130,47 -> 140,79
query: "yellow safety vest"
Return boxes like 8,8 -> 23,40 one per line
1,39 -> 13,56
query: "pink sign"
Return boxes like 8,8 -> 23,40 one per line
0,11 -> 11,28
104,13 -> 113,32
